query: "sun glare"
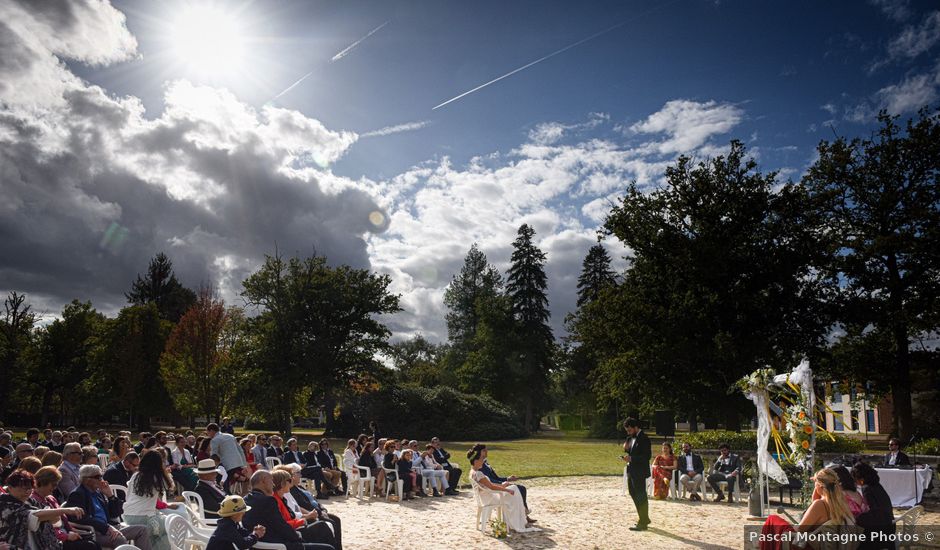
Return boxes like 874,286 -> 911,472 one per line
170,5 -> 245,76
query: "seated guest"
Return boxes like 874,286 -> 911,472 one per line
66,465 -> 153,550
24,429 -> 41,449
33,446 -> 50,460
252,436 -> 269,469
883,438 -> 911,467
124,452 -> 185,550
651,442 -> 677,500
29,466 -> 98,550
206,495 -> 266,550
355,435 -> 368,455
267,437 -> 285,460
275,465 -> 342,550
220,418 -> 235,436
58,442 -> 84,500
110,437 -> 131,464
194,459 -> 227,519
852,462 -> 895,550
103,452 -> 138,489
396,449 -> 418,500
170,435 -> 198,492
1,470 -> 90,550
81,447 -> 99,466
759,468 -> 855,550
357,442 -> 383,497
49,431 -> 65,453
481,449 -> 533,522
97,439 -> 112,458
241,470 -> 335,550
341,440 -> 358,478
41,451 -> 63,469
300,442 -> 335,500
833,465 -> 868,518
430,437 -> 461,495
16,456 -> 42,475
315,440 -> 346,496
282,439 -> 304,465
421,444 -> 449,497
677,442 -> 705,501
707,443 -> 741,503
196,438 -> 212,462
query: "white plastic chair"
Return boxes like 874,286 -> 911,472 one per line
645,473 -> 679,499
98,455 -> 110,470
469,474 -> 507,534
265,457 -> 282,470
678,473 -> 709,500
347,465 -> 374,498
165,512 -> 208,550
382,467 -> 405,503
110,484 -> 129,502
114,546 -> 141,550
715,478 -> 742,502
895,505 -> 924,550
182,491 -> 218,526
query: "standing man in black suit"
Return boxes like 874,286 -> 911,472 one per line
622,418 -> 651,531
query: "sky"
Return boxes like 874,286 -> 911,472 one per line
1,0 -> 939,342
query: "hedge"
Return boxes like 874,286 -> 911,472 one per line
910,438 -> 940,456
332,385 -> 527,441
678,430 -> 864,454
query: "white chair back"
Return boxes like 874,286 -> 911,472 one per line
182,491 -> 206,519
114,545 -> 141,550
265,457 -> 282,470
98,455 -> 110,469
110,484 -> 128,501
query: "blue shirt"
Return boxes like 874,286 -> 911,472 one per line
85,486 -> 108,525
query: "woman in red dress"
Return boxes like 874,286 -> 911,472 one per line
651,442 -> 677,499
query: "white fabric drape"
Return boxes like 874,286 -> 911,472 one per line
746,385 -> 790,485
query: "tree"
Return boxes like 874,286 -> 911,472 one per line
506,224 -> 554,430
0,292 -> 38,418
86,304 -> 173,429
126,253 -> 197,322
576,141 -> 831,430
443,244 -> 503,352
576,243 -> 617,307
388,335 -> 454,387
241,252 -> 401,435
160,287 -> 235,423
804,110 -> 940,440
30,300 -> 104,425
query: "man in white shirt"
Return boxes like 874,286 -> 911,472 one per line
677,442 -> 705,501
883,438 -> 911,467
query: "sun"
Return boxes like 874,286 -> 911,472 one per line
170,5 -> 245,76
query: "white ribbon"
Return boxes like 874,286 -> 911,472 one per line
746,385 -> 790,485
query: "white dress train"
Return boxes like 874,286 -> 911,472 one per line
470,469 -> 540,533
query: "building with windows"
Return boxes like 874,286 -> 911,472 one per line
823,382 -> 893,436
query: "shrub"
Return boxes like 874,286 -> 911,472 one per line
679,430 -> 758,451
815,434 -> 865,454
332,385 -> 527,441
910,438 -> 940,456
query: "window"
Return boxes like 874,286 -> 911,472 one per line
850,411 -> 859,431
832,411 -> 844,431
866,410 -> 876,432
831,382 -> 842,404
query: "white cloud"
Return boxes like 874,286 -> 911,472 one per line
628,99 -> 744,154
870,0 -> 912,22
887,11 -> 940,61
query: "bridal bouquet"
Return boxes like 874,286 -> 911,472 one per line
489,518 -> 508,538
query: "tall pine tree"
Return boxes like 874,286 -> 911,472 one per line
126,252 -> 196,323
443,244 -> 503,367
576,243 -> 617,307
506,224 -> 553,430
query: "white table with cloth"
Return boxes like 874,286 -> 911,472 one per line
875,466 -> 933,507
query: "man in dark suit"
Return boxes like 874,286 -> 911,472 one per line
622,418 -> 651,531
316,439 -> 347,495
677,442 -> 705,501
430,437 -> 461,495
194,459 -> 227,518
103,452 -> 138,490
883,438 -> 911,467
66,464 -> 152,550
707,443 -> 742,503
241,471 -> 336,550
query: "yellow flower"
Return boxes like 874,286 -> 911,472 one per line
801,440 -> 810,449
803,425 -> 813,434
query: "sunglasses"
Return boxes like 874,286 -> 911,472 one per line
86,475 -> 103,480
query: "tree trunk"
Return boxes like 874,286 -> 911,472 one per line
323,393 -> 337,436
524,396 -> 534,434
688,411 -> 699,433
40,385 -> 54,427
891,322 -> 913,440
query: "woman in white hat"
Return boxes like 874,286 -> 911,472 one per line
206,495 -> 265,550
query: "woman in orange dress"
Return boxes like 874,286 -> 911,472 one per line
651,442 -> 677,499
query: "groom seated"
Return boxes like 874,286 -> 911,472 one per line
677,442 -> 705,501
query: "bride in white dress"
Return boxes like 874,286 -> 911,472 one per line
467,444 -> 539,533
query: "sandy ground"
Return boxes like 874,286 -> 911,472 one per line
317,475 -> 940,550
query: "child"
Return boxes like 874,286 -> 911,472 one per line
397,449 -> 417,500
206,495 -> 266,550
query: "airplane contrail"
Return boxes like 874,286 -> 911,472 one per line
433,3 -> 676,111
361,119 -> 432,138
332,20 -> 390,62
272,70 -> 314,101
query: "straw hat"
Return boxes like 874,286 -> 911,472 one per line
196,459 -> 218,474
218,495 -> 251,517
